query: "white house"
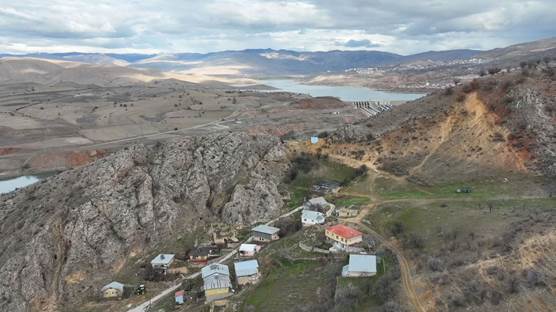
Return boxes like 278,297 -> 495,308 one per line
101,281 -> 124,299
342,254 -> 377,277
239,243 -> 261,257
151,254 -> 175,271
234,259 -> 260,286
301,209 -> 325,225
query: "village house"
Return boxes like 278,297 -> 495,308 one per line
342,254 -> 377,277
304,197 -> 335,216
101,281 -> 125,299
238,243 -> 261,257
251,224 -> 280,242
311,180 -> 341,195
337,207 -> 359,218
151,254 -> 175,272
325,224 -> 363,247
201,264 -> 233,302
234,259 -> 260,286
188,245 -> 221,264
301,209 -> 326,226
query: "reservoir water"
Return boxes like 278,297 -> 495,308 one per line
261,79 -> 425,102
0,176 -> 41,194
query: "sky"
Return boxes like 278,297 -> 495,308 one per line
0,0 -> 554,55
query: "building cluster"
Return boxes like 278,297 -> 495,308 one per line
100,196 -> 378,307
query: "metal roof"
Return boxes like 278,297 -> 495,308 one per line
101,281 -> 124,292
347,254 -> 377,273
151,254 -> 175,265
302,209 -> 325,223
203,274 -> 231,290
201,263 -> 229,279
239,243 -> 258,252
307,197 -> 329,206
234,260 -> 259,277
252,224 -> 280,235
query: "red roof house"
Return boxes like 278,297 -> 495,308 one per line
325,224 -> 363,246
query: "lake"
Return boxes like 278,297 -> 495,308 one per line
261,79 -> 425,102
0,176 -> 41,194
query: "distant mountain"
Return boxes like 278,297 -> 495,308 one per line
1,37 -> 554,77
476,37 -> 556,64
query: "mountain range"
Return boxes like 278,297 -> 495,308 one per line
2,38 -> 555,77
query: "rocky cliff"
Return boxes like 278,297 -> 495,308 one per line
0,133 -> 290,312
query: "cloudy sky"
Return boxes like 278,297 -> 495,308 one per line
0,0 -> 554,55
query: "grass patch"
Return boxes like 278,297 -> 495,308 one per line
367,198 -> 556,252
332,195 -> 371,207
242,258 -> 340,312
373,174 -> 552,200
285,157 -> 358,209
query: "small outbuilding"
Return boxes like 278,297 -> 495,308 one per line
175,290 -> 185,305
312,181 -> 341,195
325,224 -> 363,247
151,254 -> 175,271
301,209 -> 325,226
304,197 -> 336,216
310,136 -> 319,144
234,259 -> 260,286
342,254 -> 377,277
251,224 -> 280,242
188,246 -> 221,264
239,243 -> 261,257
201,264 -> 232,302
101,281 -> 125,299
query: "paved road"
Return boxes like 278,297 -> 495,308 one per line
127,206 -> 304,312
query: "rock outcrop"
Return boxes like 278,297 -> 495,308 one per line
0,133 -> 290,312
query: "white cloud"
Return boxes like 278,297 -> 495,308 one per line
0,0 -> 553,54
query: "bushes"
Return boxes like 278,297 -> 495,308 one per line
487,67 -> 501,75
427,257 -> 444,272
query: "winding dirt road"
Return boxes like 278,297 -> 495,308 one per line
345,220 -> 427,312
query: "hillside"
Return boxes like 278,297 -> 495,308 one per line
290,68 -> 556,312
0,133 -> 290,312
0,58 -> 163,86
326,68 -> 556,184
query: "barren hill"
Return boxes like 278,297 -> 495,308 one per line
0,58 -> 163,86
325,67 -> 555,185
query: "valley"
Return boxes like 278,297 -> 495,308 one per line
0,38 -> 555,312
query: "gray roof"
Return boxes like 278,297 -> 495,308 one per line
307,197 -> 330,206
201,263 -> 230,279
347,255 -> 377,273
234,260 -> 259,277
101,281 -> 124,292
203,274 -> 231,290
302,209 -> 325,223
151,254 -> 175,265
252,224 -> 279,235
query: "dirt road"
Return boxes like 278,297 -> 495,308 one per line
344,220 -> 427,312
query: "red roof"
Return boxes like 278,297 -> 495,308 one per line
326,224 -> 362,239
175,290 -> 185,297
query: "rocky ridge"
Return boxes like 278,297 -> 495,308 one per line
0,132 -> 290,312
